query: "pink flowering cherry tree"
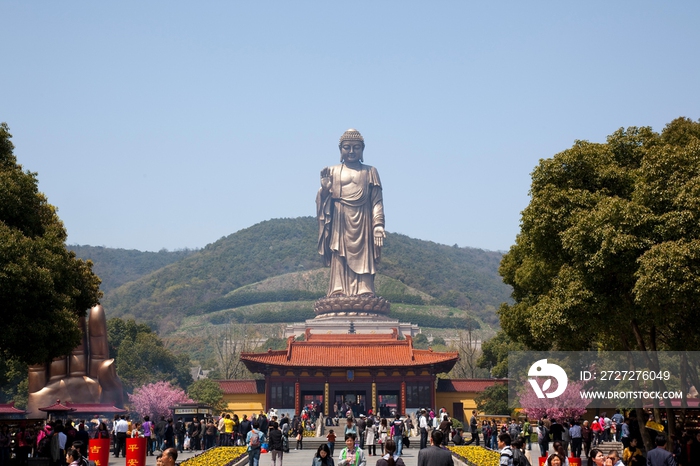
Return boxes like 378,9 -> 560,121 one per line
518,379 -> 591,421
129,381 -> 193,419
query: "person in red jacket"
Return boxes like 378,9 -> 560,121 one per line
591,416 -> 603,446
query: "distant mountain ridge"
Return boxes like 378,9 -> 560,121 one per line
74,217 -> 511,334
70,245 -> 197,293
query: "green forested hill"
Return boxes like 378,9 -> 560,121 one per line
173,273 -> 475,332
99,217 -> 511,333
378,233 -> 509,314
102,217 -> 320,333
190,270 -> 433,316
70,245 -> 197,293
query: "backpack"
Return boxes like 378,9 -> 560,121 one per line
509,426 -> 519,439
37,435 -> 51,457
249,430 -> 261,448
500,447 -> 514,466
513,448 -> 531,466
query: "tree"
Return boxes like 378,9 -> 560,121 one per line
517,379 -> 590,422
107,317 -> 191,391
260,337 -> 288,351
477,331 -> 524,379
129,381 -> 193,420
412,333 -> 430,350
0,357 -> 28,407
475,383 -> 509,415
500,117 -> 700,353
188,379 -> 225,413
499,117 -> 700,445
107,318 -> 153,359
116,332 -> 192,391
208,323 -> 259,380
448,327 -> 490,379
0,123 -> 102,364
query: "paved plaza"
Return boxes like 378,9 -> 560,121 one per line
104,442 -> 423,466
102,438 -> 593,466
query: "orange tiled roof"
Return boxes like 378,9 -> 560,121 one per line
240,333 -> 458,369
218,380 -> 266,395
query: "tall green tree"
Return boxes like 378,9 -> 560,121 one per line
0,123 -> 102,364
107,317 -> 192,391
475,383 -> 509,415
500,117 -> 700,353
187,379 -> 225,413
499,117 -> 700,444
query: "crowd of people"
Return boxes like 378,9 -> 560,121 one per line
485,412 -> 700,466
3,418 -> 94,466
4,407 -> 700,466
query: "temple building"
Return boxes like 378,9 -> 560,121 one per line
239,329 -> 459,417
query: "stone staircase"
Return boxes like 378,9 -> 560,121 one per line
291,436 -> 421,450
293,438 -> 328,449
594,441 -> 624,456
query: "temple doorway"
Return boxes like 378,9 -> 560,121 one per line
335,390 -> 367,418
377,391 -> 399,418
301,391 -> 324,416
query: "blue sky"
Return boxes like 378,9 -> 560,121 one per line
2,2 -> 698,252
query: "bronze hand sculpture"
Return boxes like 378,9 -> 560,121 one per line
27,305 -> 124,415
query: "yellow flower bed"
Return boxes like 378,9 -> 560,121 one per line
180,446 -> 248,466
448,445 -> 499,466
303,430 -> 316,437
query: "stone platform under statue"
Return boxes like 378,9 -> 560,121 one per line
284,294 -> 420,338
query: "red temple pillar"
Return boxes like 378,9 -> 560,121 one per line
265,374 -> 271,412
400,381 -> 406,415
371,382 -> 377,415
295,380 -> 301,415
431,374 -> 436,410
